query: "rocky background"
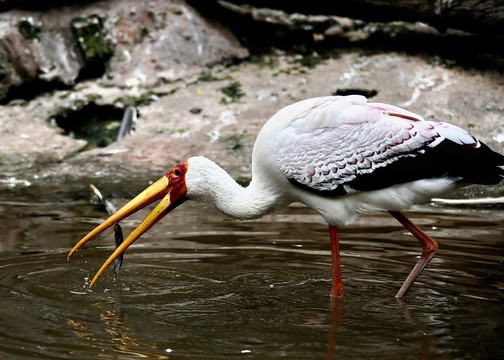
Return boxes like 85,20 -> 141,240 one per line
0,0 -> 503,200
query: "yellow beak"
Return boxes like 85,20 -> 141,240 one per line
68,173 -> 187,287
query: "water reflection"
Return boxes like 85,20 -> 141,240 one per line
396,299 -> 436,360
322,298 -> 443,360
323,298 -> 343,360
0,198 -> 502,359
68,301 -> 168,359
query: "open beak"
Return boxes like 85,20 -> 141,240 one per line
68,172 -> 187,288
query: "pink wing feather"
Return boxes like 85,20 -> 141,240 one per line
274,96 -> 479,194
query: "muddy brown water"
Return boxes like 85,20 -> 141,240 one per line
0,196 -> 502,359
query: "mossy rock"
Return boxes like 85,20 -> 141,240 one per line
71,15 -> 114,64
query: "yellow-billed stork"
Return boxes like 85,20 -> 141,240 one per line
68,95 -> 504,298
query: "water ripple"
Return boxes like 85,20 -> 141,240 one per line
0,200 -> 503,359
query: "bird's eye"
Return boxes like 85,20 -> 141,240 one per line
174,168 -> 181,176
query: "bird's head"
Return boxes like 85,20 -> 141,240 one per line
67,161 -> 191,287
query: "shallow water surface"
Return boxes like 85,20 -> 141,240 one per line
0,197 -> 503,359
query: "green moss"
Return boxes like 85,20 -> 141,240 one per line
197,71 -> 221,83
189,71 -> 233,86
71,15 -> 114,63
70,99 -> 86,109
219,81 -> 245,105
85,93 -> 103,102
291,53 -> 328,69
220,131 -> 252,152
272,67 -> 297,77
114,91 -> 165,108
249,55 -> 279,70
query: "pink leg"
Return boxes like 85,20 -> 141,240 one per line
329,225 -> 344,298
388,210 -> 438,298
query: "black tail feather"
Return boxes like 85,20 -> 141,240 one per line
464,142 -> 504,185
346,139 -> 504,192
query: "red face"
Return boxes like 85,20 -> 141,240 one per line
165,161 -> 189,207
166,162 -> 188,183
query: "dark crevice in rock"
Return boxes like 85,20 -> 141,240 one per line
50,102 -> 127,150
333,89 -> 378,98
0,78 -> 72,105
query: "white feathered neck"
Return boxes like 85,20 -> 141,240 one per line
185,156 -> 288,220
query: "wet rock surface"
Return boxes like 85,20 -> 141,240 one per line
0,0 -> 248,100
0,0 -> 502,200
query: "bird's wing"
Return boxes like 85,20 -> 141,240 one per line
274,97 -> 480,195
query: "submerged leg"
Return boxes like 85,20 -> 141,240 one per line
329,225 -> 344,298
388,210 -> 438,298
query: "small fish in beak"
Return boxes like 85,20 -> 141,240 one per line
113,223 -> 124,279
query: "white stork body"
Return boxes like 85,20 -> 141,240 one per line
186,95 -> 493,226
69,95 -> 504,298
185,156 -> 455,226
